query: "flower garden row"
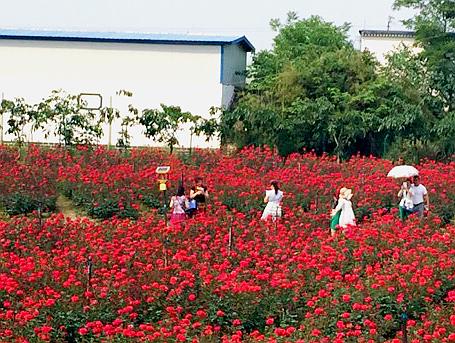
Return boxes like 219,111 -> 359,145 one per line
0,146 -> 455,342
1,145 -> 454,222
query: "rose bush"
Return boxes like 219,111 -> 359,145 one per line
58,147 -> 184,219
0,145 -> 57,215
0,146 -> 454,342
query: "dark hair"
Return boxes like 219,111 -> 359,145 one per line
177,186 -> 185,197
396,157 -> 405,165
271,180 -> 279,195
413,175 -> 420,180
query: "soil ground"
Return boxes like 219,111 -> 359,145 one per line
56,194 -> 79,219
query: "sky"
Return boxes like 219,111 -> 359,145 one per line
0,0 -> 415,51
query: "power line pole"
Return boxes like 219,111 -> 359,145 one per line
387,16 -> 394,31
0,92 -> 3,145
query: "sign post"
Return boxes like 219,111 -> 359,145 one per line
156,166 -> 171,268
156,166 -> 171,224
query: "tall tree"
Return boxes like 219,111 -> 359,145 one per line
222,14 -> 421,160
394,0 -> 455,157
394,0 -> 454,111
138,104 -> 218,154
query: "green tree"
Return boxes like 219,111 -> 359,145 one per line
138,103 -> 220,153
395,0 -> 455,112
1,91 -> 106,147
139,104 -> 202,153
1,98 -> 31,146
222,12 -> 452,160
223,14 -> 419,159
393,0 -> 455,157
100,90 -> 135,150
40,90 -> 104,146
222,15 -> 352,156
192,106 -> 220,143
116,114 -> 137,151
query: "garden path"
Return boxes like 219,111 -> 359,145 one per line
56,194 -> 80,219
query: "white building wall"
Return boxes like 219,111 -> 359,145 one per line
220,44 -> 247,109
221,85 -> 236,109
0,40 -> 223,148
360,36 -> 417,64
221,44 -> 247,87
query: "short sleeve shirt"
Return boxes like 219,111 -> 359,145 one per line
192,186 -> 207,203
266,190 -> 283,203
410,184 -> 427,205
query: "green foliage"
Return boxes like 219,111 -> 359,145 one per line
192,106 -> 221,142
87,199 -> 139,220
138,104 -> 198,153
1,90 -> 106,146
116,113 -> 137,151
1,98 -> 31,146
138,104 -> 219,153
139,191 -> 162,209
1,193 -> 56,216
385,138 -> 441,164
393,0 -> 455,158
271,15 -> 351,61
99,90 -> 137,151
38,90 -> 104,146
59,179 -> 140,220
2,90 -> 220,153
222,11 -> 454,161
222,14 -> 427,160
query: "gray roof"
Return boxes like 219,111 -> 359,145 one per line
359,30 -> 416,38
0,29 -> 255,52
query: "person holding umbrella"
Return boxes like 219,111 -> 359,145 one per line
398,179 -> 414,220
387,165 -> 429,220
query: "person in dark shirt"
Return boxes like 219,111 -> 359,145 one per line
189,177 -> 209,214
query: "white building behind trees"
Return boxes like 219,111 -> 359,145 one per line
359,30 -> 418,64
0,30 -> 254,148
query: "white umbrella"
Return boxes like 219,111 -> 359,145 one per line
387,165 -> 419,179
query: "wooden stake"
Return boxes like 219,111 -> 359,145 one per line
228,225 -> 232,256
86,256 -> 93,291
401,312 -> 408,343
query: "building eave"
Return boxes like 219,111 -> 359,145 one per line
0,29 -> 255,52
359,30 -> 416,38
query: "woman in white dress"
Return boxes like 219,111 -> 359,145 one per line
331,187 -> 355,234
261,180 -> 284,221
398,180 -> 413,220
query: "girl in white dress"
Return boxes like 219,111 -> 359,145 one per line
169,186 -> 187,226
398,180 -> 413,220
261,180 -> 284,221
331,187 -> 356,233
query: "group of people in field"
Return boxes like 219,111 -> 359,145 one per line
168,173 -> 430,234
328,174 -> 429,236
397,175 -> 430,220
168,177 -> 209,226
